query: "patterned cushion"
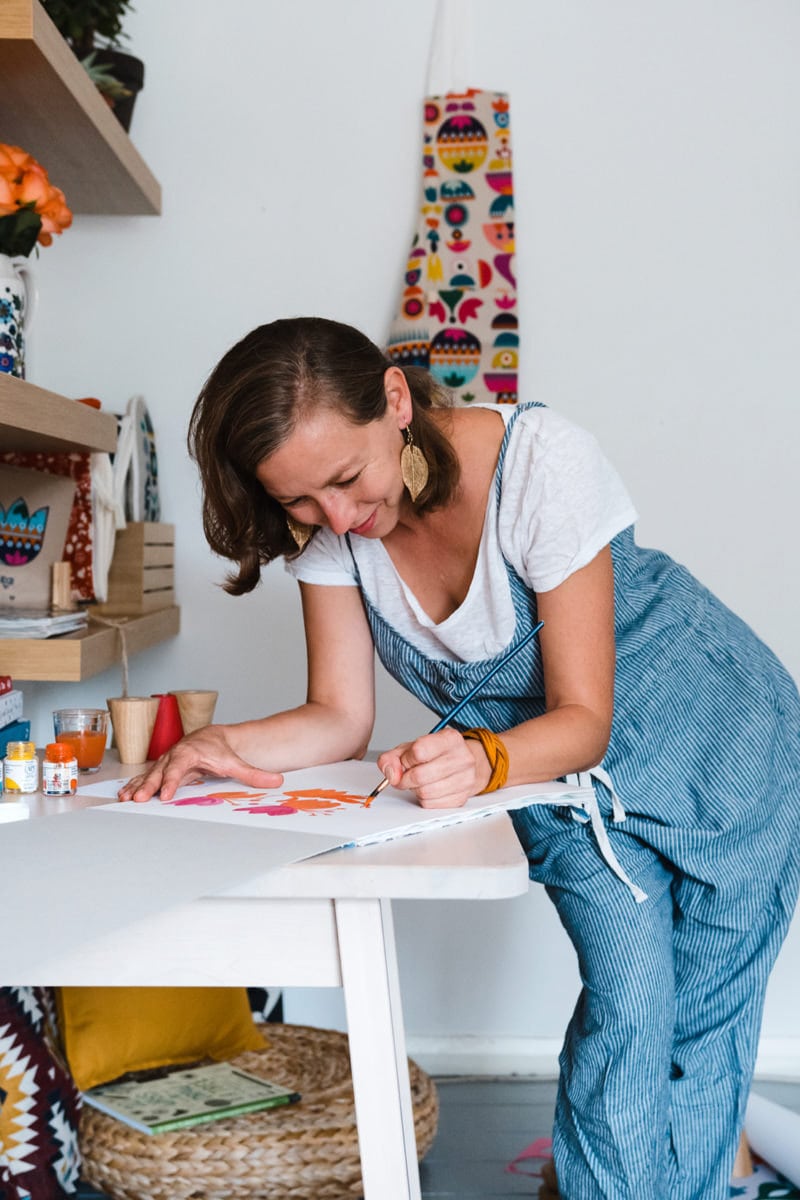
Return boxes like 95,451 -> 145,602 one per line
0,988 -> 81,1198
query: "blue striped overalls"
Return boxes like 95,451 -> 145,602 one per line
348,403 -> 800,1199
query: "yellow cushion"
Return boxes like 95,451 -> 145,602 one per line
56,986 -> 267,1091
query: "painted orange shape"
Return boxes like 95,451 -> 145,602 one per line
279,787 -> 371,814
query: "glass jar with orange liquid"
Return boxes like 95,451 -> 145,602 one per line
52,708 -> 109,773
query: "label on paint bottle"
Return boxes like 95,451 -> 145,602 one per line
42,743 -> 79,796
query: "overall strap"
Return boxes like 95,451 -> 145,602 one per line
346,400 -> 546,574
494,401 -> 547,506
344,531 -> 360,582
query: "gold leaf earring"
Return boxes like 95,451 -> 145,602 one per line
286,515 -> 313,550
400,426 -> 429,503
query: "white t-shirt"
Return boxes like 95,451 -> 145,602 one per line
285,405 -> 637,663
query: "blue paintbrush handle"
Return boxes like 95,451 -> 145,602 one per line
428,619 -> 544,734
367,619 -> 544,799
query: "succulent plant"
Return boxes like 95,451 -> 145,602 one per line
81,50 -> 132,100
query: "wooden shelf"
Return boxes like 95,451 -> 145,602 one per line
0,0 -> 161,215
0,606 -> 180,681
0,374 -> 117,453
1,377 -> 180,681
0,9 -> 174,684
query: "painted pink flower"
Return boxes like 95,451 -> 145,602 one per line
169,795 -> 225,807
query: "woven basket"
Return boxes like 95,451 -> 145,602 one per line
79,1023 -> 439,1200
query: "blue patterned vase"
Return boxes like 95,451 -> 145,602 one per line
0,253 -> 35,379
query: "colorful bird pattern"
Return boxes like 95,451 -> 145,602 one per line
386,88 -> 518,404
0,497 -> 50,567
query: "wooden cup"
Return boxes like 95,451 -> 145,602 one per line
107,696 -> 160,765
170,689 -> 218,735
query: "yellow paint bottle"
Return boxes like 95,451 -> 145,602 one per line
3,741 -> 38,794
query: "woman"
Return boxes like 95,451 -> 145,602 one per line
122,316 -> 800,1200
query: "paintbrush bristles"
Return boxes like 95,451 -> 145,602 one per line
367,775 -> 391,801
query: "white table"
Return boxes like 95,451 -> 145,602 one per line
3,757 -> 534,1200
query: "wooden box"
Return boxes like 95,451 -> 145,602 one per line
94,522 -> 175,616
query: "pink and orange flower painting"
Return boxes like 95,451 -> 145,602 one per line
79,761 -> 589,854
169,787 -> 376,816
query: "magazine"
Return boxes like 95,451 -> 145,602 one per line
83,1061 -> 301,1135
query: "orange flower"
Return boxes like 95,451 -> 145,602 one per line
7,145 -> 33,169
39,187 -> 72,240
0,144 -> 33,175
0,141 -> 72,257
0,175 -> 16,217
18,165 -> 50,207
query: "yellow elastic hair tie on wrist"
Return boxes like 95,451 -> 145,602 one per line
462,727 -> 510,794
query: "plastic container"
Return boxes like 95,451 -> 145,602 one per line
3,741 -> 38,794
42,742 -> 78,797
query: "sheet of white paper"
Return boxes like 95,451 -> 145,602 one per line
80,760 -> 589,847
0,808 -> 341,981
0,799 -> 29,823
745,1092 -> 800,1187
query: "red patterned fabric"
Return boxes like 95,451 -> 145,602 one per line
0,988 -> 82,1198
0,451 -> 94,601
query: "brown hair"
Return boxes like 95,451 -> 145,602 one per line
188,316 -> 460,594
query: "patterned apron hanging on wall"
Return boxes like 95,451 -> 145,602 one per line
386,1 -> 518,405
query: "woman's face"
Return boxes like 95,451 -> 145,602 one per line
255,370 -> 412,539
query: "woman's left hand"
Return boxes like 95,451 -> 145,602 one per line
377,728 -> 491,808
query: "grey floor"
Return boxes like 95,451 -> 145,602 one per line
419,1076 -> 559,1198
76,1077 -> 800,1199
418,1077 -> 800,1198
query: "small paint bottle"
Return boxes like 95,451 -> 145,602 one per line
42,742 -> 78,797
3,741 -> 38,795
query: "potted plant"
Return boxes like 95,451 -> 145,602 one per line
40,0 -> 145,133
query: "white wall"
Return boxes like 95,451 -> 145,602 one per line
21,0 -> 800,1074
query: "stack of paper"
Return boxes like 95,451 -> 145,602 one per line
0,608 -> 88,638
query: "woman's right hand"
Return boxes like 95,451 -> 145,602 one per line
116,724 -> 284,804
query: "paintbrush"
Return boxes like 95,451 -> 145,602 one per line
366,619 -> 545,800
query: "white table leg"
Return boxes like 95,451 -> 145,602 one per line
335,897 -> 422,1200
